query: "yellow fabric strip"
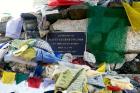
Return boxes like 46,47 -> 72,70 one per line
2,71 -> 16,84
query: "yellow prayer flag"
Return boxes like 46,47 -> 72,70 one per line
2,71 -> 16,84
97,63 -> 106,72
123,2 -> 140,31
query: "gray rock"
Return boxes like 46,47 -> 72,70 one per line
126,27 -> 140,53
51,19 -> 87,32
125,54 -> 138,62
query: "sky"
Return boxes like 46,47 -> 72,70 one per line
0,0 -> 34,16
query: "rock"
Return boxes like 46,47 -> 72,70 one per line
51,19 -> 87,32
125,54 -> 138,62
126,27 -> 140,53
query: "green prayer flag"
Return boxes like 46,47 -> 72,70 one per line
16,73 -> 29,84
87,6 -> 130,64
